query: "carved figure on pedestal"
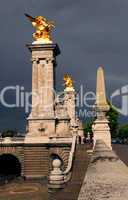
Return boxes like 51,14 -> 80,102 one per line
25,13 -> 55,43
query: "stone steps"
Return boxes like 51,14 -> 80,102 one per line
24,147 -> 49,178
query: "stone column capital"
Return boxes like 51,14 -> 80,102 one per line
45,58 -> 55,64
31,58 -> 39,63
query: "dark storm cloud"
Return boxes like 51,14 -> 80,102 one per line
0,0 -> 128,131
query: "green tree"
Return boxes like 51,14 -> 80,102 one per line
83,121 -> 93,136
2,130 -> 17,138
107,102 -> 119,138
118,124 -> 128,140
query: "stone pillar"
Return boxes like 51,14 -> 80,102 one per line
31,58 -> 39,116
64,88 -> 77,128
55,103 -> 70,137
26,44 -> 60,138
77,120 -> 84,144
93,67 -> 112,149
64,88 -> 85,139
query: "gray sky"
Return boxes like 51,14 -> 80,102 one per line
0,0 -> 128,131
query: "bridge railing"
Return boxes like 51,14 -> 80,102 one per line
63,135 -> 77,183
49,135 -> 77,187
78,140 -> 128,200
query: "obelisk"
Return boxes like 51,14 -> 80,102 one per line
92,66 -> 111,149
96,67 -> 109,110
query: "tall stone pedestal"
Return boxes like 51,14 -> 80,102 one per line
64,88 -> 84,139
26,44 -> 60,138
64,88 -> 77,128
92,118 -> 112,149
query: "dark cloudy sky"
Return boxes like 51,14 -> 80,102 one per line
0,0 -> 128,132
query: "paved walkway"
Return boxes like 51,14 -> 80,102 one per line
0,180 -> 48,200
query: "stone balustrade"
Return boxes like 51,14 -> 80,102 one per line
49,135 -> 77,187
63,135 -> 77,182
78,140 -> 128,200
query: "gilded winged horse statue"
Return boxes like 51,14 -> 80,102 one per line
25,13 -> 55,43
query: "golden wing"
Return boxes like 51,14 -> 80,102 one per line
24,13 -> 35,22
48,21 -> 55,28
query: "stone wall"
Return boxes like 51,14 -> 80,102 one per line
0,145 -> 25,176
0,144 -> 71,179
78,140 -> 128,200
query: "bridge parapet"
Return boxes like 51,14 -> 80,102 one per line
78,140 -> 128,200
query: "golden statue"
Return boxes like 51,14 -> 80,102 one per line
63,74 -> 74,89
25,13 -> 55,43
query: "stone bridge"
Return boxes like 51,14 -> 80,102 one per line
0,138 -> 71,179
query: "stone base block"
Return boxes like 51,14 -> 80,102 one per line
93,119 -> 112,149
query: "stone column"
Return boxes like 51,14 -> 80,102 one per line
26,44 -> 60,137
64,87 -> 85,139
31,58 -> 39,116
64,88 -> 77,128
77,120 -> 84,144
92,66 -> 112,149
43,57 -> 55,116
37,59 -> 45,116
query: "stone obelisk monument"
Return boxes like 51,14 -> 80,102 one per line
25,14 -> 60,139
92,66 -> 111,149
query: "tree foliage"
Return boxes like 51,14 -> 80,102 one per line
1,130 -> 17,138
107,102 -> 119,138
83,121 -> 93,136
118,124 -> 128,140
